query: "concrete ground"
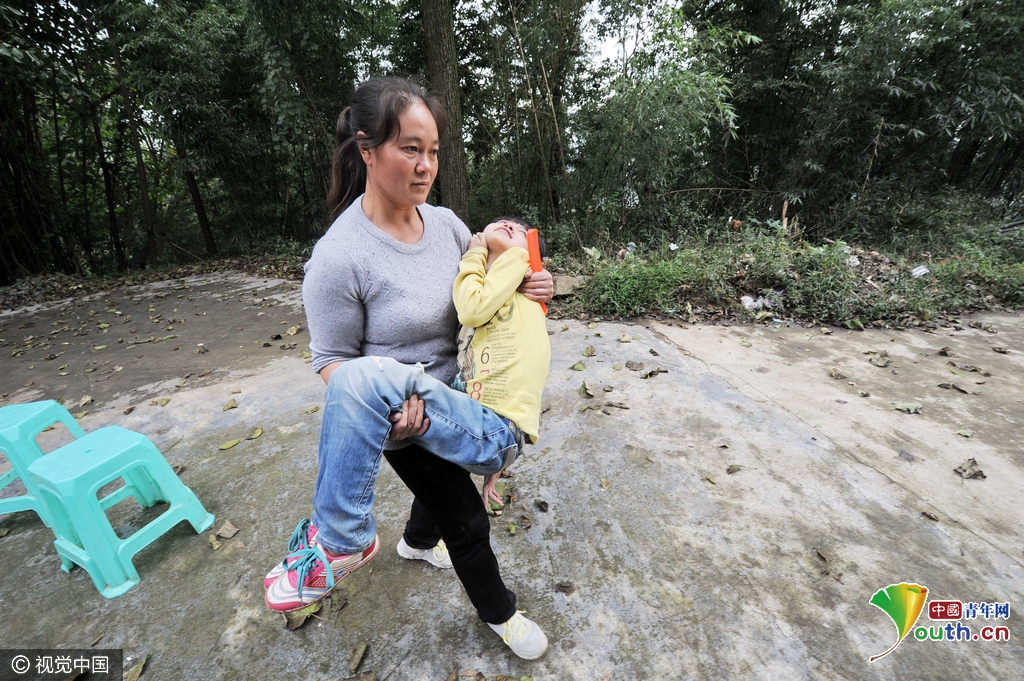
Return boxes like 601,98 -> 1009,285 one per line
0,273 -> 1021,680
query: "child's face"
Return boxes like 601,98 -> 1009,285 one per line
482,219 -> 529,255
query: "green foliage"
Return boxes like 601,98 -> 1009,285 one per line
576,221 -> 1023,323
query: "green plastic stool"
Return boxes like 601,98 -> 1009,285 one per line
0,400 -> 87,527
27,425 -> 215,598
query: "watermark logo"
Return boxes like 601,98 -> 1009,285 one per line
868,584 -> 1012,662
868,582 -> 929,662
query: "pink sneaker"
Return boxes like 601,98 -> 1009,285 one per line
263,518 -> 318,588
265,535 -> 379,612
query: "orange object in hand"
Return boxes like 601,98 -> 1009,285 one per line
526,229 -> 547,315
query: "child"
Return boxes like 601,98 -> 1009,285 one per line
263,217 -> 550,658
451,216 -> 550,505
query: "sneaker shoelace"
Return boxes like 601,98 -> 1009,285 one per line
431,540 -> 448,563
286,545 -> 333,600
278,518 -> 313,570
501,612 -> 529,644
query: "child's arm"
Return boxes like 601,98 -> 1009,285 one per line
453,247 -> 530,327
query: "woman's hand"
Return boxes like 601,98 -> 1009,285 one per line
482,471 -> 504,510
388,394 -> 430,440
518,267 -> 554,303
469,232 -> 487,250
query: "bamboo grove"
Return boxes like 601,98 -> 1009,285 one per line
2,0 -> 1021,284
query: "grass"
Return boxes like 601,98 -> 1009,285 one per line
570,225 -> 1024,325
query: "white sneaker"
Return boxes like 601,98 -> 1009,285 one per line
396,536 -> 453,569
488,612 -> 548,659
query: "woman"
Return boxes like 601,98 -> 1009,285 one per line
262,77 -> 552,660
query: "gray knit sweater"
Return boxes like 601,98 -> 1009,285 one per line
303,197 -> 471,383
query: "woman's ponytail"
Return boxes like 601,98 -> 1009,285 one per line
327,107 -> 366,222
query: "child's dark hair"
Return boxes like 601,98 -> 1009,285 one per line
328,78 -> 446,222
494,215 -> 546,258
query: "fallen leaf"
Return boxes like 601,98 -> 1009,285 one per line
603,385 -> 614,392
79,395 -> 93,407
219,439 -> 241,450
618,334 -> 631,343
555,580 -> 576,596
820,328 -> 833,335
579,380 -> 594,398
93,345 -> 107,350
90,634 -> 104,647
198,369 -> 211,377
301,350 -> 312,359
899,450 -> 915,462
740,339 -> 752,347
223,398 -> 238,411
954,458 -> 986,479
158,398 -> 170,407
285,325 -> 301,336
992,346 -> 1008,354
586,322 -> 597,329
600,477 -> 611,490
956,429 -> 975,438
0,527 -> 9,538
519,515 -> 532,529
172,464 -> 186,475
124,655 -> 148,681
582,346 -> 596,357
891,401 -> 922,414
625,360 -> 644,371
508,522 -> 516,535
560,325 -> 569,332
603,401 -> 629,410
123,406 -> 136,416
922,511 -> 939,521
208,534 -> 222,550
726,465 -> 741,474
535,500 -> 549,512
938,347 -> 958,357
176,379 -> 187,388
705,475 -> 717,484
216,521 -> 240,539
304,405 -> 320,414
283,600 -> 322,631
579,404 -> 594,413
612,363 -> 623,371
348,643 -> 367,674
74,411 -> 87,419
869,351 -> 892,368
846,319 -> 865,331
246,427 -> 263,440
829,368 -> 846,380
649,348 -> 659,356
859,391 -> 870,397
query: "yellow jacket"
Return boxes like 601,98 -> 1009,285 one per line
452,247 -> 550,444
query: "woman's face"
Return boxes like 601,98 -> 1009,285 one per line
361,102 -> 439,208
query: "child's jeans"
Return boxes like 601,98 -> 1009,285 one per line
311,356 -> 522,556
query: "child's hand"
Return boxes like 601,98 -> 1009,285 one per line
469,232 -> 487,250
482,472 -> 504,509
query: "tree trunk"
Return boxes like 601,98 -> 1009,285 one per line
108,25 -> 157,268
89,101 -> 127,271
421,0 -> 470,222
177,145 -> 217,256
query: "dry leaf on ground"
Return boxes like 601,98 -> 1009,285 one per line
556,580 -> 576,595
219,439 -> 240,450
216,521 -> 239,539
348,644 -> 367,674
954,458 -> 986,479
124,655 -> 148,681
223,398 -> 237,411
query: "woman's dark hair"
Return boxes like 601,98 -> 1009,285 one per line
328,78 -> 446,222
